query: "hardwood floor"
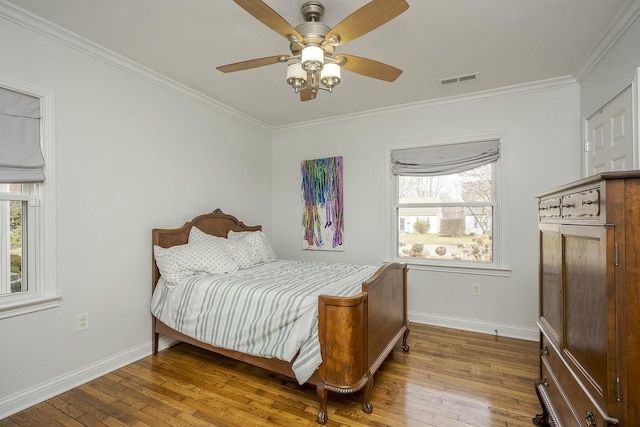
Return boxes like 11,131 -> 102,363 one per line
1,324 -> 542,427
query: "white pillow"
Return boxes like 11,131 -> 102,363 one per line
227,230 -> 277,264
153,240 -> 238,285
189,226 -> 255,269
188,226 -> 222,244
226,239 -> 256,269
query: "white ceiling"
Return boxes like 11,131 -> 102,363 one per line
4,0 -> 632,127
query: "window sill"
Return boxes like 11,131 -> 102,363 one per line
390,258 -> 511,277
0,294 -> 62,319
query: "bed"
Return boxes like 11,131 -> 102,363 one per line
150,209 -> 409,424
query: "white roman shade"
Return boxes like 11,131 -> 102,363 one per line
391,139 -> 500,176
0,87 -> 44,183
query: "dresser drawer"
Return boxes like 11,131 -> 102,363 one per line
553,356 -> 618,426
541,335 -> 561,377
539,197 -> 561,219
540,357 -> 617,426
540,358 -> 579,425
561,188 -> 600,219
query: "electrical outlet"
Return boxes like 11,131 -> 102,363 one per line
76,313 -> 89,332
472,283 -> 481,296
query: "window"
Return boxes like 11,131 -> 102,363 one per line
1,184 -> 32,294
389,137 -> 508,273
0,81 -> 58,318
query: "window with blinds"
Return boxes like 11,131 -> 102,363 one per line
390,138 -> 507,271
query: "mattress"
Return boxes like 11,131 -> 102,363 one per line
151,259 -> 378,383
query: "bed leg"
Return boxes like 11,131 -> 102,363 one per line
362,373 -> 374,414
402,327 -> 411,352
152,331 -> 159,354
316,386 -> 328,424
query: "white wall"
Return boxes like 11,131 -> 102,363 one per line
271,82 -> 581,340
0,13 -> 272,415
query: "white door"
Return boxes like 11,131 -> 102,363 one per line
585,85 -> 634,176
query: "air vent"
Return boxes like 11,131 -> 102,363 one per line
440,73 -> 479,85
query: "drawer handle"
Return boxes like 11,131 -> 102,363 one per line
542,346 -> 549,356
562,203 -> 574,208
542,377 -> 549,387
581,199 -> 594,206
585,410 -> 597,426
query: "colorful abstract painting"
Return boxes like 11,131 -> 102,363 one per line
301,156 -> 344,251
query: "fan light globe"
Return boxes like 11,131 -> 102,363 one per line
301,45 -> 324,72
286,63 -> 307,90
320,63 -> 341,90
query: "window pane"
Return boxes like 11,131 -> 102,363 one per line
10,200 -> 25,293
10,184 -> 24,194
398,164 -> 492,203
398,206 -> 493,262
1,199 -> 26,295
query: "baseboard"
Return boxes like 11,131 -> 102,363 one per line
0,341 -> 152,419
158,335 -> 179,351
0,333 -> 183,419
408,311 -> 539,341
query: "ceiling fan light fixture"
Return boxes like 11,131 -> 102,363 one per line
286,63 -> 307,91
301,45 -> 324,72
320,63 -> 341,91
221,0 -> 409,101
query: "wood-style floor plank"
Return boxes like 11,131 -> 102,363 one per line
0,324 -> 542,426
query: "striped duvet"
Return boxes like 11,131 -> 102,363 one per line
151,260 -> 378,383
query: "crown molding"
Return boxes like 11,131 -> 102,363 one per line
0,0 -> 271,131
273,76 -> 578,132
574,0 -> 640,82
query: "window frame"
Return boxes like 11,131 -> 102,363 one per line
0,77 -> 59,319
386,133 -> 510,277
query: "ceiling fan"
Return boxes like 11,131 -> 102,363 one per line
217,0 -> 409,101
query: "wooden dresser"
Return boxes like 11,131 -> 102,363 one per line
535,171 -> 640,426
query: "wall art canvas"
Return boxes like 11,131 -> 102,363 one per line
301,156 -> 344,251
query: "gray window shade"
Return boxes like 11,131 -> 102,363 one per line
391,139 -> 500,176
0,87 -> 44,183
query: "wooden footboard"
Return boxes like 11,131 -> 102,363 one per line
315,262 -> 409,424
151,210 -> 409,425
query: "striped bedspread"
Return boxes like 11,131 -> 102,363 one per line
151,260 -> 378,383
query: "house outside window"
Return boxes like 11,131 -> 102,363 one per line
389,136 -> 508,274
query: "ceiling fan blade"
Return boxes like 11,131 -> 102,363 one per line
325,0 -> 409,46
217,55 -> 289,73
300,89 -> 316,102
233,0 -> 302,41
335,54 -> 403,82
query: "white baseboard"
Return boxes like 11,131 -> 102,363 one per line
409,311 -> 539,341
0,342 -> 151,419
158,335 -> 179,351
0,335 -> 182,419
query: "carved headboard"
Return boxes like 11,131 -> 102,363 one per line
151,209 -> 261,289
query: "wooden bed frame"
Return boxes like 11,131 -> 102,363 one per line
151,209 -> 410,424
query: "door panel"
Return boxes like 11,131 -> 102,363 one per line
561,224 -> 613,410
539,224 -> 562,345
585,85 -> 633,176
